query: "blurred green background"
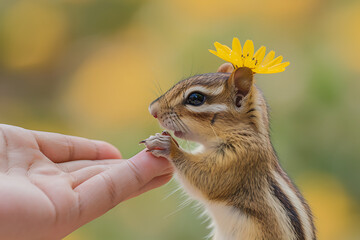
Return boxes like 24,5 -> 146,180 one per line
0,0 -> 359,239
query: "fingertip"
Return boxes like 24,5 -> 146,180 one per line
135,149 -> 170,165
93,140 -> 122,160
129,150 -> 172,176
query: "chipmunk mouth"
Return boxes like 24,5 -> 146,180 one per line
174,131 -> 185,138
157,115 -> 189,140
157,121 -> 185,138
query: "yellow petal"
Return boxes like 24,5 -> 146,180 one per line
264,68 -> 286,73
253,46 -> 266,65
214,42 -> 231,54
230,38 -> 242,65
210,38 -> 289,75
261,50 -> 275,66
232,37 -> 242,56
267,62 -> 290,72
264,56 -> 283,68
233,58 -> 243,68
209,49 -> 232,63
271,61 -> 290,68
253,66 -> 268,73
243,40 -> 254,58
229,52 -> 243,67
208,49 -> 219,56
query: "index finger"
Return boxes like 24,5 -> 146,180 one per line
32,130 -> 122,163
73,150 -> 172,224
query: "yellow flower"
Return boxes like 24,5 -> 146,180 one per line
209,38 -> 290,74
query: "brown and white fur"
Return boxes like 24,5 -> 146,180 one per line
142,64 -> 316,240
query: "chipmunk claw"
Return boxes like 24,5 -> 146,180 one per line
161,130 -> 171,136
141,133 -> 173,158
161,130 -> 179,147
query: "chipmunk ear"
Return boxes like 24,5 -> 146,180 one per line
228,67 -> 254,107
217,63 -> 234,73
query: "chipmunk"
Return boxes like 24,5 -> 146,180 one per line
141,63 -> 316,240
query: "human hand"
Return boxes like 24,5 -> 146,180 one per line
0,124 -> 173,240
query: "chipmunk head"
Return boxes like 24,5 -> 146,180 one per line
149,63 -> 270,144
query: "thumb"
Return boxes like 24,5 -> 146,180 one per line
73,150 -> 172,226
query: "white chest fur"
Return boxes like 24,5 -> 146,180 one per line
205,202 -> 262,240
175,173 -> 262,240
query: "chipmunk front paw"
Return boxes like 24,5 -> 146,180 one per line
140,131 -> 177,159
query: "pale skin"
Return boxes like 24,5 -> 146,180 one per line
0,124 -> 173,240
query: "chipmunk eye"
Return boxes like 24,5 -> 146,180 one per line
186,92 -> 206,106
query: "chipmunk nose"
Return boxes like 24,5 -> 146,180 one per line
149,101 -> 159,118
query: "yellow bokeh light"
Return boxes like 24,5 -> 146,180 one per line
259,0 -> 321,21
2,0 -> 68,70
325,4 -> 360,73
299,173 -> 356,240
64,37 -> 171,128
170,0 -> 319,22
170,0 -> 251,20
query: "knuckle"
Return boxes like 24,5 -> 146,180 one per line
100,172 -> 118,206
64,136 -> 75,160
126,160 -> 145,186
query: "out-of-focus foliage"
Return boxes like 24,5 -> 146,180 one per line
0,0 -> 359,239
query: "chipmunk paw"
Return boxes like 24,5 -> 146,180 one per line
141,132 -> 173,158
